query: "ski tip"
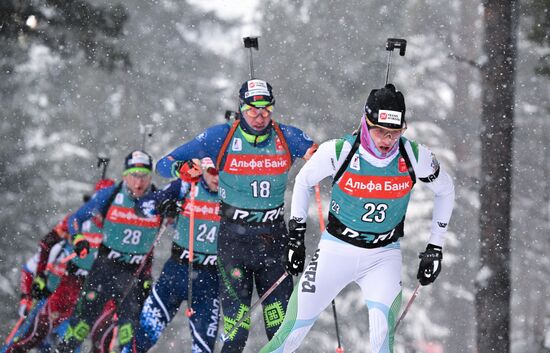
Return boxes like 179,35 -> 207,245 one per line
336,347 -> 344,353
185,308 -> 195,317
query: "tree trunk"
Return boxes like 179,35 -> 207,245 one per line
476,1 -> 518,353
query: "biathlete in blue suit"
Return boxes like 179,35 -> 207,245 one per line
156,79 -> 318,353
55,151 -> 158,353
121,157 -> 221,353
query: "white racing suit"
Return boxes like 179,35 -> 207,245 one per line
260,136 -> 455,353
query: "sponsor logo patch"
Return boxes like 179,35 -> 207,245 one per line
128,151 -> 150,166
180,200 -> 221,221
231,138 -> 242,152
106,206 -> 161,228
339,172 -> 413,199
224,154 -> 289,175
350,154 -> 360,170
245,80 -> 270,97
378,109 -> 402,125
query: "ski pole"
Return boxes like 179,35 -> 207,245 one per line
108,313 -> 118,353
97,156 -> 110,180
331,300 -> 344,353
118,218 -> 170,306
1,297 -> 49,353
224,110 -> 238,121
243,36 -> 259,79
139,124 -> 154,151
5,253 -> 79,346
45,252 -> 78,277
384,38 -> 407,85
220,272 -> 289,343
4,316 -> 25,345
315,184 -> 344,353
394,283 -> 421,331
63,252 -> 78,263
185,182 -> 197,318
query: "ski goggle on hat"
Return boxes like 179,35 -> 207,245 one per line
123,150 -> 153,176
239,79 -> 275,109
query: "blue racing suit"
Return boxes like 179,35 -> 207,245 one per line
156,120 -> 315,353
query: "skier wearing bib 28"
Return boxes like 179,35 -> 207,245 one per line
120,157 -> 221,353
260,84 -> 455,353
55,150 -> 160,353
156,79 -> 318,353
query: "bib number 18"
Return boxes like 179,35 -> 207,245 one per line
251,180 -> 271,198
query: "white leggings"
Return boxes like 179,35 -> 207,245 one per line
260,234 -> 402,353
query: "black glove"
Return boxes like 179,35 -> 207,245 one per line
158,198 -> 180,218
284,219 -> 307,276
31,273 -> 50,299
417,244 -> 443,286
73,234 -> 90,259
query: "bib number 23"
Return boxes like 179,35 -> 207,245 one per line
362,203 -> 388,223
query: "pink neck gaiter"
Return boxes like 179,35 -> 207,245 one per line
360,114 -> 399,159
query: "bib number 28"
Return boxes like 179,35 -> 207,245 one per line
123,229 -> 142,245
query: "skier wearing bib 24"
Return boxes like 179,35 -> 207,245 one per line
260,84 -> 455,353
120,157 -> 221,353
156,79 -> 318,353
55,151 -> 159,353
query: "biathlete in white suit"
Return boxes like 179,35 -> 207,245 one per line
260,83 -> 455,353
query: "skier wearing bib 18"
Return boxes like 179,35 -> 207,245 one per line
156,79 -> 318,353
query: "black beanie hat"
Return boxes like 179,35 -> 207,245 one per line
364,83 -> 406,130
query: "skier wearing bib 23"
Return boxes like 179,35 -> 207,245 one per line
156,79 -> 318,353
260,84 -> 455,353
